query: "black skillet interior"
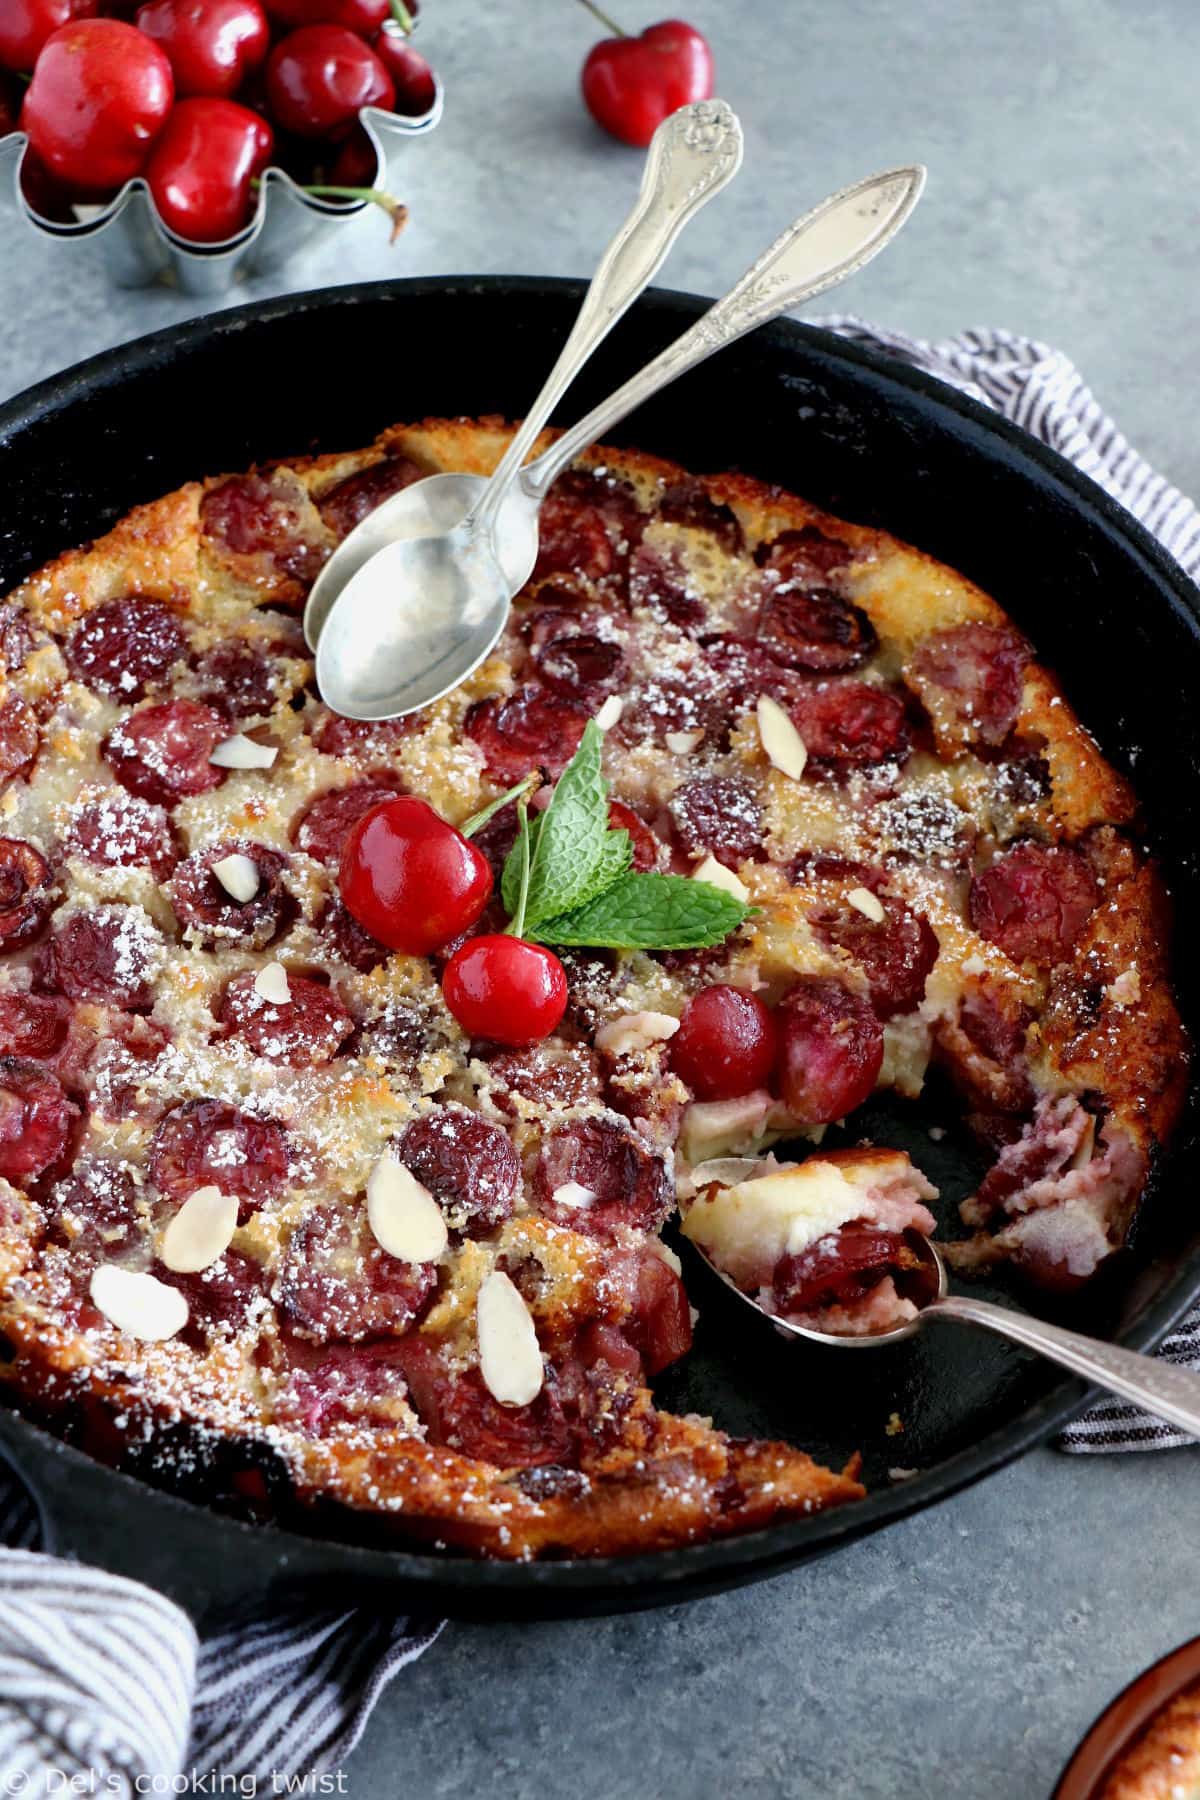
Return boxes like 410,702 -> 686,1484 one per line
0,277 -> 1198,1623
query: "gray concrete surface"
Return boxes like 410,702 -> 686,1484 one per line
2,0 -> 1199,1794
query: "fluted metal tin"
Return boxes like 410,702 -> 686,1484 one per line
0,84 -> 442,295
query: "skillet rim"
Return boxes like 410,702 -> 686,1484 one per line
0,273 -> 1197,1614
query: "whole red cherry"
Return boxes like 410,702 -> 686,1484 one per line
326,123 -> 375,185
581,15 -> 713,148
21,19 -> 173,190
135,0 -> 269,97
16,146 -> 79,217
442,935 -> 568,1047
265,23 -> 394,138
144,97 -> 272,241
339,794 -> 493,955
262,0 -> 390,31
1,73 -> 21,135
372,25 -> 434,114
0,0 -> 97,73
671,984 -> 777,1101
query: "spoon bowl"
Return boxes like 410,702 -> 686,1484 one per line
691,1229 -> 947,1350
689,1230 -> 1200,1436
314,507 -> 514,718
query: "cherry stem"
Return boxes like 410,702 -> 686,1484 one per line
295,184 -> 408,241
387,0 -> 416,31
461,772 -> 538,840
574,0 -> 626,36
507,799 -> 532,940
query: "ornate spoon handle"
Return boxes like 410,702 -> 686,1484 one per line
471,99 -> 743,538
524,163 -> 925,502
931,1293 -> 1200,1439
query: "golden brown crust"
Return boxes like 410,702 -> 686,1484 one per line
1038,859 -> 1186,1146
1098,1679 -> 1200,1800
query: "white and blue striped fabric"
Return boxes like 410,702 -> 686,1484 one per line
0,322 -> 1196,1791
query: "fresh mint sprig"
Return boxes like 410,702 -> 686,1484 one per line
498,722 -> 625,930
534,871 -> 750,950
498,722 -> 752,952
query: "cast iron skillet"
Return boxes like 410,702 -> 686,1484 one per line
0,278 -> 1197,1624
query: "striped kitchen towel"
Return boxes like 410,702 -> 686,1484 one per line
823,318 -> 1200,1451
0,323 -> 1195,1798
0,1447 -> 442,1798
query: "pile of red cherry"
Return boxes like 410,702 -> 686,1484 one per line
0,0 -> 436,243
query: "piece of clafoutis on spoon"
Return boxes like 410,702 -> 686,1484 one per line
681,1155 -> 1200,1438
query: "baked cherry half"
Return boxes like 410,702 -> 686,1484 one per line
671,983 -> 776,1101
441,936 -> 568,1048
339,794 -> 492,954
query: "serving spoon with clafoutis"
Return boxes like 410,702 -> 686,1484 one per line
690,1228 -> 1200,1439
310,160 -> 926,721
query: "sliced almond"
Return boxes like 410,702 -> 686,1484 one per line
1106,968 -> 1141,1007
756,694 -> 808,780
847,885 -> 886,923
595,1010 -> 680,1057
211,853 -> 261,904
477,1270 -> 543,1407
1069,1113 -> 1097,1171
89,1265 -> 188,1341
209,733 -> 277,771
367,1155 -> 448,1262
253,960 -> 291,1004
594,695 -> 624,731
680,1092 -> 774,1165
665,729 -> 704,754
688,1156 -> 768,1189
551,1181 -> 596,1211
692,853 -> 749,902
160,1185 -> 238,1273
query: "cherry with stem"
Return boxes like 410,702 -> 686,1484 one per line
251,171 -> 408,238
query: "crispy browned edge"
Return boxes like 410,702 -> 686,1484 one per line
0,413 -> 1185,1559
1096,1678 -> 1200,1800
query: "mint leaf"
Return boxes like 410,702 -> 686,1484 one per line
504,816 -> 632,922
501,721 -> 611,930
533,873 -> 751,950
504,798 -> 533,938
588,826 -> 633,896
492,724 -> 747,955
501,812 -> 541,919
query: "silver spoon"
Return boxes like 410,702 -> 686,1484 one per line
312,162 -> 925,717
307,161 -> 924,658
306,97 -> 742,695
693,1234 -> 1200,1440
